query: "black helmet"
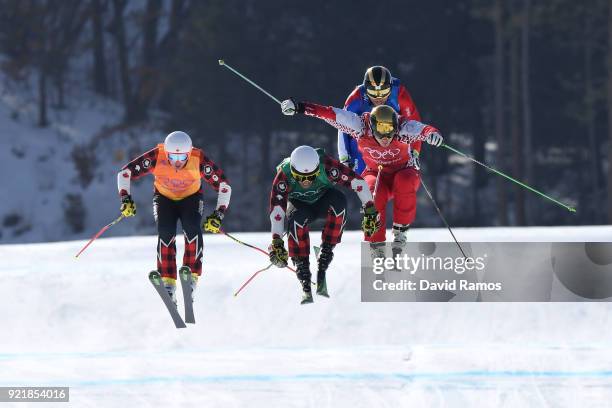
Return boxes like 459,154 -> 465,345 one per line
369,105 -> 398,139
363,66 -> 392,99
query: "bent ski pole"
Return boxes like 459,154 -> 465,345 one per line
420,178 -> 468,259
218,60 -> 282,105
233,264 -> 273,297
75,214 -> 125,258
442,143 -> 576,213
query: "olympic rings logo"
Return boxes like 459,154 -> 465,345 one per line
363,147 -> 401,160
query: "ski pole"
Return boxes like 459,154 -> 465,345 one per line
365,165 -> 384,238
373,165 -> 384,200
220,230 -> 316,286
220,230 -> 296,273
233,264 -> 273,297
218,59 -> 282,105
441,143 -> 576,213
75,214 -> 125,258
419,177 -> 468,259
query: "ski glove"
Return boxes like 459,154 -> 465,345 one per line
408,149 -> 420,170
203,210 -> 224,234
339,155 -> 356,171
269,237 -> 288,268
120,195 -> 136,217
425,130 -> 444,147
361,201 -> 381,237
281,98 -> 304,116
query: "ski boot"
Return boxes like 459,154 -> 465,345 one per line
369,242 -> 386,282
391,223 -> 410,270
293,257 -> 313,304
191,273 -> 199,301
316,243 -> 334,298
162,276 -> 177,307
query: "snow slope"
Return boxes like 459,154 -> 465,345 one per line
2,227 -> 612,407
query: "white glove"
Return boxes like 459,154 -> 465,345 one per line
281,99 -> 297,116
407,149 -> 420,170
426,131 -> 443,147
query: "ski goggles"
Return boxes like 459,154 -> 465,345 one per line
366,87 -> 391,99
168,152 -> 188,162
373,121 -> 396,138
291,168 -> 320,182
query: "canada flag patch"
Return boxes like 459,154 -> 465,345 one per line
275,214 -> 282,221
221,188 -> 228,193
356,185 -> 363,192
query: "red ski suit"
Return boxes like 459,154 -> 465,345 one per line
301,102 -> 439,242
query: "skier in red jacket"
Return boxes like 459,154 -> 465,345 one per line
280,99 -> 443,258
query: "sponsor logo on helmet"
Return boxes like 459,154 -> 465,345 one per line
329,168 -> 339,179
341,175 -> 348,181
135,165 -> 141,172
277,181 -> 287,192
204,165 -> 213,175
143,159 -> 151,169
212,175 -> 219,182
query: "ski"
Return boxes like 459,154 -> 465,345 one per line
149,271 -> 186,329
179,266 -> 195,324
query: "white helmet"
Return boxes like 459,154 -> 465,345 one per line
290,145 -> 319,176
164,131 -> 192,153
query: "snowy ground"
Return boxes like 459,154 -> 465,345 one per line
2,226 -> 612,407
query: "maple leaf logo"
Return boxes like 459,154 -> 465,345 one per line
274,214 -> 282,221
356,185 -> 363,192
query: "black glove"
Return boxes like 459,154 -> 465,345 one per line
268,237 -> 288,267
203,209 -> 224,233
120,195 -> 136,217
361,201 -> 381,236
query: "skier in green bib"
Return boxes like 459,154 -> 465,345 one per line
268,145 -> 379,304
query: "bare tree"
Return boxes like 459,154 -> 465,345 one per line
607,0 -> 612,222
494,0 -> 509,224
521,0 -> 533,224
91,0 -> 109,96
510,2 -> 525,225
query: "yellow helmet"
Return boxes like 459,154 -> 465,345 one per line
369,105 -> 398,139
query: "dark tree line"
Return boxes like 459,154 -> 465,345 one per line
0,0 -> 611,231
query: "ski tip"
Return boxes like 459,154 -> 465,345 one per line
218,59 -> 225,66
568,207 -> 577,213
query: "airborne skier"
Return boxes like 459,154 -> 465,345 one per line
280,99 -> 443,259
339,65 -> 423,174
117,131 -> 231,316
268,145 -> 379,304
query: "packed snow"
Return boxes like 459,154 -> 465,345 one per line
1,226 -> 612,407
